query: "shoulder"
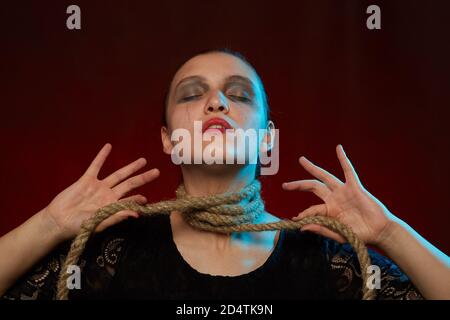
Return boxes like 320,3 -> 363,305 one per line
1,214 -> 170,300
84,214 -> 171,260
70,214 -> 171,299
274,228 -> 330,269
88,214 -> 170,245
281,227 -> 326,250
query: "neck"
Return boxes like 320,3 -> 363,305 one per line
171,164 -> 263,250
180,164 -> 257,197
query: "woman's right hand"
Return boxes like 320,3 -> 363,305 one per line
42,143 -> 160,241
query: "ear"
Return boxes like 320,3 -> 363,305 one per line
260,120 -> 276,153
161,126 -> 173,155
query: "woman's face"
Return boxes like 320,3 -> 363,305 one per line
161,52 -> 271,166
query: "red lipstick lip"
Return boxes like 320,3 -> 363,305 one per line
202,117 -> 233,133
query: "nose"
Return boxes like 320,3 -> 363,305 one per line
204,90 -> 230,114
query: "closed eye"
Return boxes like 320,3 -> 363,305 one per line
229,95 -> 252,103
180,95 -> 202,102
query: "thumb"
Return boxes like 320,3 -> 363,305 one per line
95,210 -> 140,233
94,195 -> 148,233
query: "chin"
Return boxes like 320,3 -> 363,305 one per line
201,140 -> 259,165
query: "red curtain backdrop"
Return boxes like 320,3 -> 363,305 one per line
1,0 -> 449,253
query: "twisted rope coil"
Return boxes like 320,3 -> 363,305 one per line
57,179 -> 375,300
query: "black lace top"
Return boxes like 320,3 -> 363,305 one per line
1,215 -> 423,300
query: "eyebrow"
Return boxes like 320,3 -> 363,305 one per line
174,75 -> 207,91
174,75 -> 257,92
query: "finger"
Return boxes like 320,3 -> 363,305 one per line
336,144 -> 361,185
292,203 -> 327,220
282,180 -> 330,201
84,143 -> 112,178
113,168 -> 160,198
103,157 -> 147,187
299,156 -> 344,190
95,210 -> 140,233
301,224 -> 346,244
95,195 -> 148,232
119,194 -> 148,205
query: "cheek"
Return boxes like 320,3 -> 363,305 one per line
237,107 -> 265,130
167,104 -> 202,130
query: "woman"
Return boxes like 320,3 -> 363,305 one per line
0,49 -> 448,300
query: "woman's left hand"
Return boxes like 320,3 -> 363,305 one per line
282,144 -> 397,247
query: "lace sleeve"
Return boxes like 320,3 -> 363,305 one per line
69,232 -> 126,299
1,222 -> 131,300
1,241 -> 70,300
324,239 -> 424,300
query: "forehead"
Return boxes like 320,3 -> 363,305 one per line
171,52 -> 259,89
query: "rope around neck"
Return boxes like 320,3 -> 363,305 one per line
56,179 -> 376,300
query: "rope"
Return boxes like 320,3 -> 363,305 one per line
56,179 -> 376,300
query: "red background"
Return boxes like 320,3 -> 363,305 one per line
1,0 -> 449,253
